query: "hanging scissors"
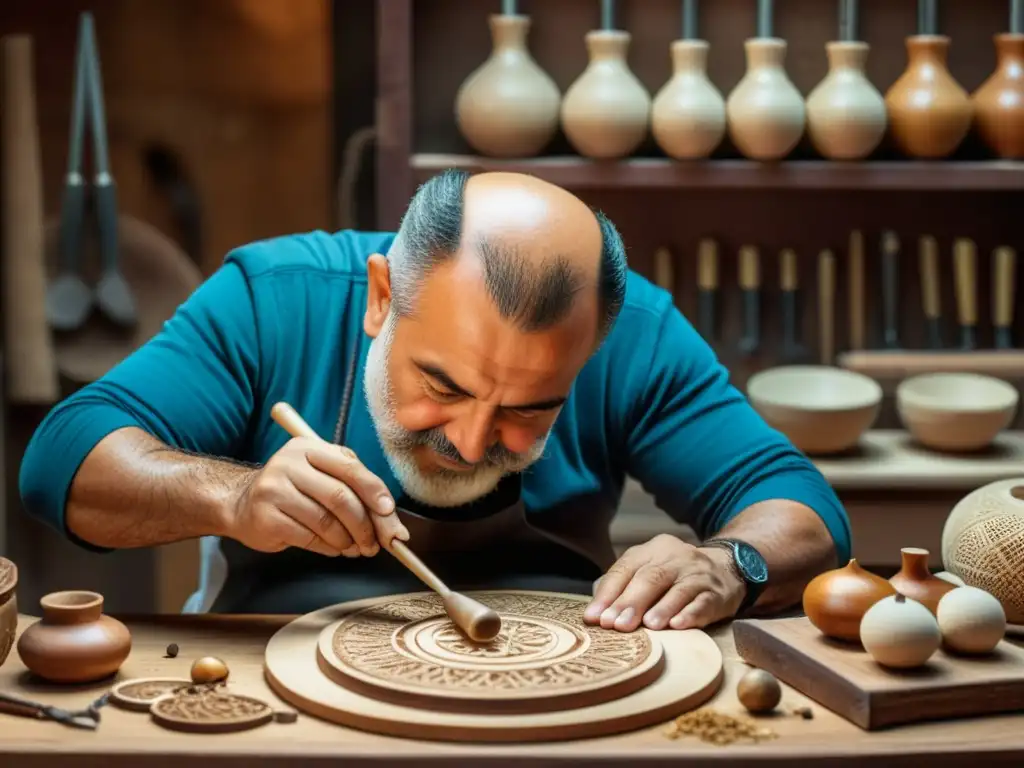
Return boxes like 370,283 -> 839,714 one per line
45,11 -> 137,332
0,690 -> 110,730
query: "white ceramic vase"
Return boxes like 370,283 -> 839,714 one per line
806,41 -> 887,160
651,39 -> 726,159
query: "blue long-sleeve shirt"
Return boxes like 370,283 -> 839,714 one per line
19,229 -> 851,612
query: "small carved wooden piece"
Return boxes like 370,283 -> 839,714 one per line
0,558 -> 17,669
110,677 -> 192,712
150,687 -> 274,733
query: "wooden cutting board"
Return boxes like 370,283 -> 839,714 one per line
733,615 -> 1024,730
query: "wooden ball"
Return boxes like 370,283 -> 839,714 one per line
190,656 -> 229,684
737,668 -> 782,713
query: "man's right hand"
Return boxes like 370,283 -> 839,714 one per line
226,437 -> 410,557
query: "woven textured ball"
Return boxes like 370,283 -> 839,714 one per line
942,478 -> 1024,623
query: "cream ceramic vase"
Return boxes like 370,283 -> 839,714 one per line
726,38 -> 806,160
454,14 -> 561,157
652,40 -> 726,159
806,41 -> 887,160
561,30 -> 651,159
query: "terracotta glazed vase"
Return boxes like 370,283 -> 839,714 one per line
889,547 -> 957,616
884,35 -> 972,158
973,33 -> 1024,159
0,558 -> 16,669
561,30 -> 651,159
651,39 -> 726,159
726,38 -> 806,161
16,590 -> 131,683
454,14 -> 561,158
802,558 -> 896,642
806,41 -> 887,160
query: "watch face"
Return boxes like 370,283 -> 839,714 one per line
735,542 -> 769,584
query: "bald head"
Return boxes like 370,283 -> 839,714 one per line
388,169 -> 627,338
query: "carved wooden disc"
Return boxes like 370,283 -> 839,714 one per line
317,591 -> 664,714
150,688 -> 274,733
264,590 -> 725,742
110,677 -> 192,711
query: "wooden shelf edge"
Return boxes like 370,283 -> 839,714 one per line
815,429 -> 1024,492
411,154 -> 1024,191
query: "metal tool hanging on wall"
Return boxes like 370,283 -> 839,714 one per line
44,12 -> 136,332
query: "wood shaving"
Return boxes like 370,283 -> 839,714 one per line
663,707 -> 779,745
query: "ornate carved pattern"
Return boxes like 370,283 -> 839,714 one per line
329,592 -> 653,695
117,679 -> 190,703
150,689 -> 273,732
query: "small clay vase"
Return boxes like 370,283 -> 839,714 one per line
889,547 -> 958,616
973,33 -> 1024,159
16,590 -> 131,683
651,39 -> 726,160
561,30 -> 651,159
802,558 -> 896,642
454,14 -> 562,158
806,41 -> 887,160
0,558 -> 17,669
884,35 -> 973,159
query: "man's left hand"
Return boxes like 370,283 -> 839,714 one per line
584,534 -> 747,632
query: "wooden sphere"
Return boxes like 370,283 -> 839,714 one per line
737,668 -> 782,713
190,656 -> 229,684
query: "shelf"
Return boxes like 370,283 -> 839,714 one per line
815,429 -> 1024,492
411,154 -> 1024,192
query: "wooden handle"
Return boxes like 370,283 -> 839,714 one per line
697,239 -> 718,290
1,35 -> 59,405
818,249 -> 835,365
779,249 -> 798,291
848,230 -> 865,350
994,246 -> 1016,327
269,402 -> 434,583
919,235 -> 940,320
739,246 -> 759,289
954,238 -> 977,325
653,247 -> 674,294
838,350 -> 1024,378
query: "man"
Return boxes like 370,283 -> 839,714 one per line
20,170 -> 850,631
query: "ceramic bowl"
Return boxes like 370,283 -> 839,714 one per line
0,557 -> 17,669
746,365 -> 882,455
897,372 -> 1019,451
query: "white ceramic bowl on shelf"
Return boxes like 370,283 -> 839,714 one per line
897,372 -> 1019,451
746,365 -> 883,455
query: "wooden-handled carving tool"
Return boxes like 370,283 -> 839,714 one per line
738,245 -> 761,355
818,249 -> 836,365
880,231 -> 900,349
953,238 -> 977,350
919,235 -> 943,349
697,238 -> 718,340
270,401 -> 502,643
848,230 -> 865,351
780,248 -> 808,361
653,246 -> 674,296
1,35 -> 60,405
993,246 -> 1016,349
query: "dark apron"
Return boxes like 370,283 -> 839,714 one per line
210,353 -> 618,615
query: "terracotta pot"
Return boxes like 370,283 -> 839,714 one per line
454,14 -> 561,158
561,30 -> 651,159
16,590 -> 131,683
725,38 -> 806,161
889,547 -> 957,615
884,35 -> 972,159
802,558 -> 896,642
0,558 -> 16,669
973,33 -> 1024,159
806,41 -> 887,160
651,39 -> 726,160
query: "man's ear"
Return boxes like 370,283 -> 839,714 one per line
364,254 -> 392,338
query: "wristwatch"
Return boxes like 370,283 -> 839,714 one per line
701,538 -> 769,615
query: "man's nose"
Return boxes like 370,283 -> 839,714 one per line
447,405 -> 499,464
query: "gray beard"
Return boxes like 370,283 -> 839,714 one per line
361,312 -> 549,508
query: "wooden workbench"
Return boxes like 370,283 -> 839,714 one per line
2,612 -> 1023,767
